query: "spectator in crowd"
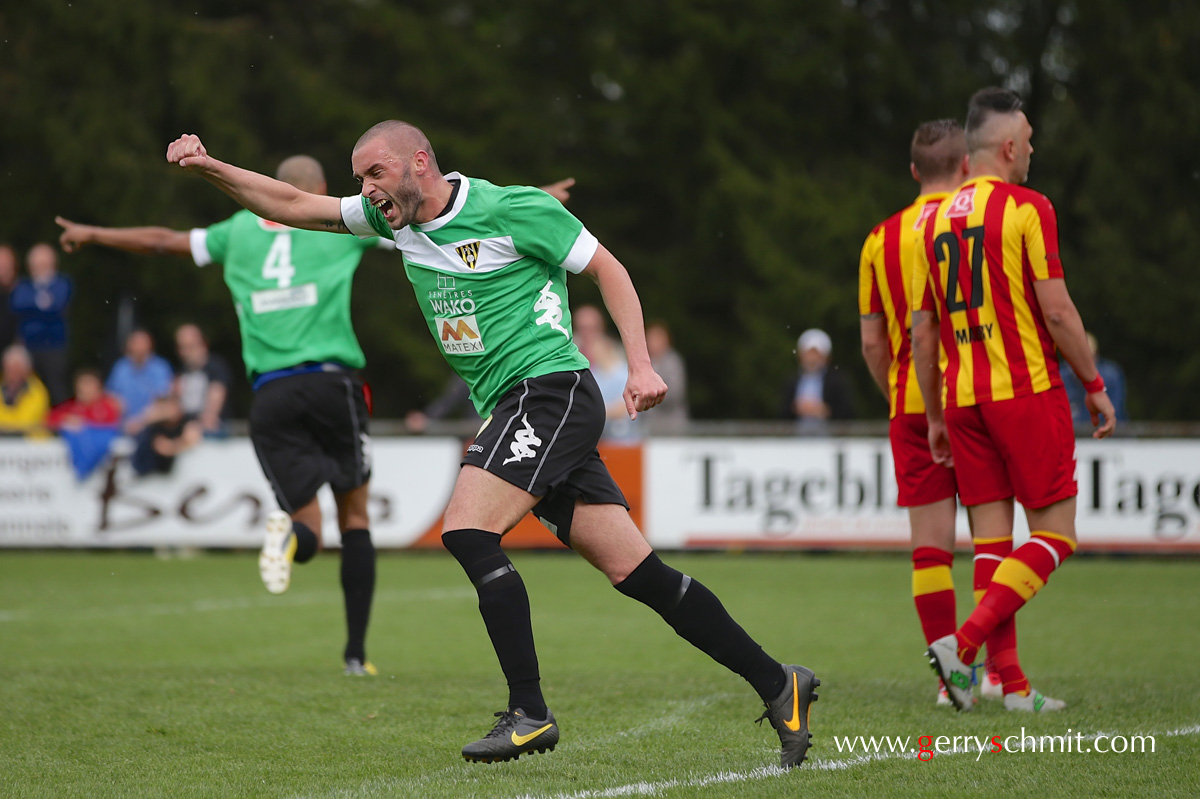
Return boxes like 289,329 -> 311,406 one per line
46,368 -> 122,431
10,243 -> 73,405
1062,332 -> 1128,425
131,391 -> 203,476
0,344 -> 50,436
106,328 -> 174,434
573,304 -> 640,442
404,373 -> 480,433
643,319 -> 689,435
174,323 -> 233,436
781,328 -> 855,432
0,245 -> 19,352
47,367 -> 123,479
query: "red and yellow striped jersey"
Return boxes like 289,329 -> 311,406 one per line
912,176 -> 1064,408
859,192 -> 948,418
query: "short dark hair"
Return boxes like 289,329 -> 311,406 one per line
910,119 -> 966,180
965,87 -> 1024,151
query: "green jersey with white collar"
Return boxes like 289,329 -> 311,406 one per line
340,173 -> 596,416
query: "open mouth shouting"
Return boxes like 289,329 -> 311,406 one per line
371,195 -> 395,222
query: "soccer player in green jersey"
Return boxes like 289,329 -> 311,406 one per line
57,156 -> 386,676
165,124 -> 819,769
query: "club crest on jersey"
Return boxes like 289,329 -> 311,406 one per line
438,314 -> 486,355
944,186 -> 976,218
534,280 -> 570,338
502,414 -> 542,465
455,241 -> 482,270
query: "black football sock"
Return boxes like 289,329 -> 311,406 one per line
340,528 -> 376,664
291,521 -> 319,564
442,528 -> 546,718
615,552 -> 787,703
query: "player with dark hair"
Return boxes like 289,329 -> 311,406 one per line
911,88 -> 1116,712
58,155 -> 388,676
164,122 -> 818,769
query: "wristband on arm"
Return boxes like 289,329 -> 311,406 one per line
1083,374 -> 1106,394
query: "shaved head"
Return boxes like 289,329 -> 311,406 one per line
275,155 -> 326,194
965,87 -> 1025,155
354,120 -> 438,171
350,119 -> 453,229
964,86 -> 1034,184
911,119 -> 966,181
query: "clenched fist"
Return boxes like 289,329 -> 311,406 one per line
166,134 -> 210,170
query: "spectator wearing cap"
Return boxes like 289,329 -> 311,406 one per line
781,328 -> 855,431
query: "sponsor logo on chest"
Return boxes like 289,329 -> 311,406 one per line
944,185 -> 976,218
438,314 -> 485,355
429,277 -> 485,354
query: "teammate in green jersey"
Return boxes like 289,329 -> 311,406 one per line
57,155 -> 386,676
165,125 -> 819,769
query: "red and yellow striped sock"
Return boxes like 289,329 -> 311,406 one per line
912,546 -> 956,645
956,532 -> 1076,665
973,536 -> 1028,695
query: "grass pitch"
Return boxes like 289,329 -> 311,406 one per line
1,550 -> 1197,798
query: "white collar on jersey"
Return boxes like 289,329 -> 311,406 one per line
414,172 -> 470,233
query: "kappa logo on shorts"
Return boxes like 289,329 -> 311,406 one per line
360,433 -> 373,473
502,414 -> 543,465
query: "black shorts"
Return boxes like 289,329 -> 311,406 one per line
249,370 -> 371,513
464,369 -> 628,545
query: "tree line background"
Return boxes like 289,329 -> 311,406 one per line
2,0 -> 1197,420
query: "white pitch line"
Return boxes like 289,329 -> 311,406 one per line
516,723 -> 1200,799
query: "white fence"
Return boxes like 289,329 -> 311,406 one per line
1,436 -> 1197,552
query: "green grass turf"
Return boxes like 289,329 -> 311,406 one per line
0,550 -> 1197,798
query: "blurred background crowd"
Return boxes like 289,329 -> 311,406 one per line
0,0 -> 1186,471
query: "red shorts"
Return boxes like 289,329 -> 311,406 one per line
889,413 -> 957,507
944,388 -> 1077,509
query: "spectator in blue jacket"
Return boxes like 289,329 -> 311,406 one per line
10,243 -> 73,405
106,328 -> 173,434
